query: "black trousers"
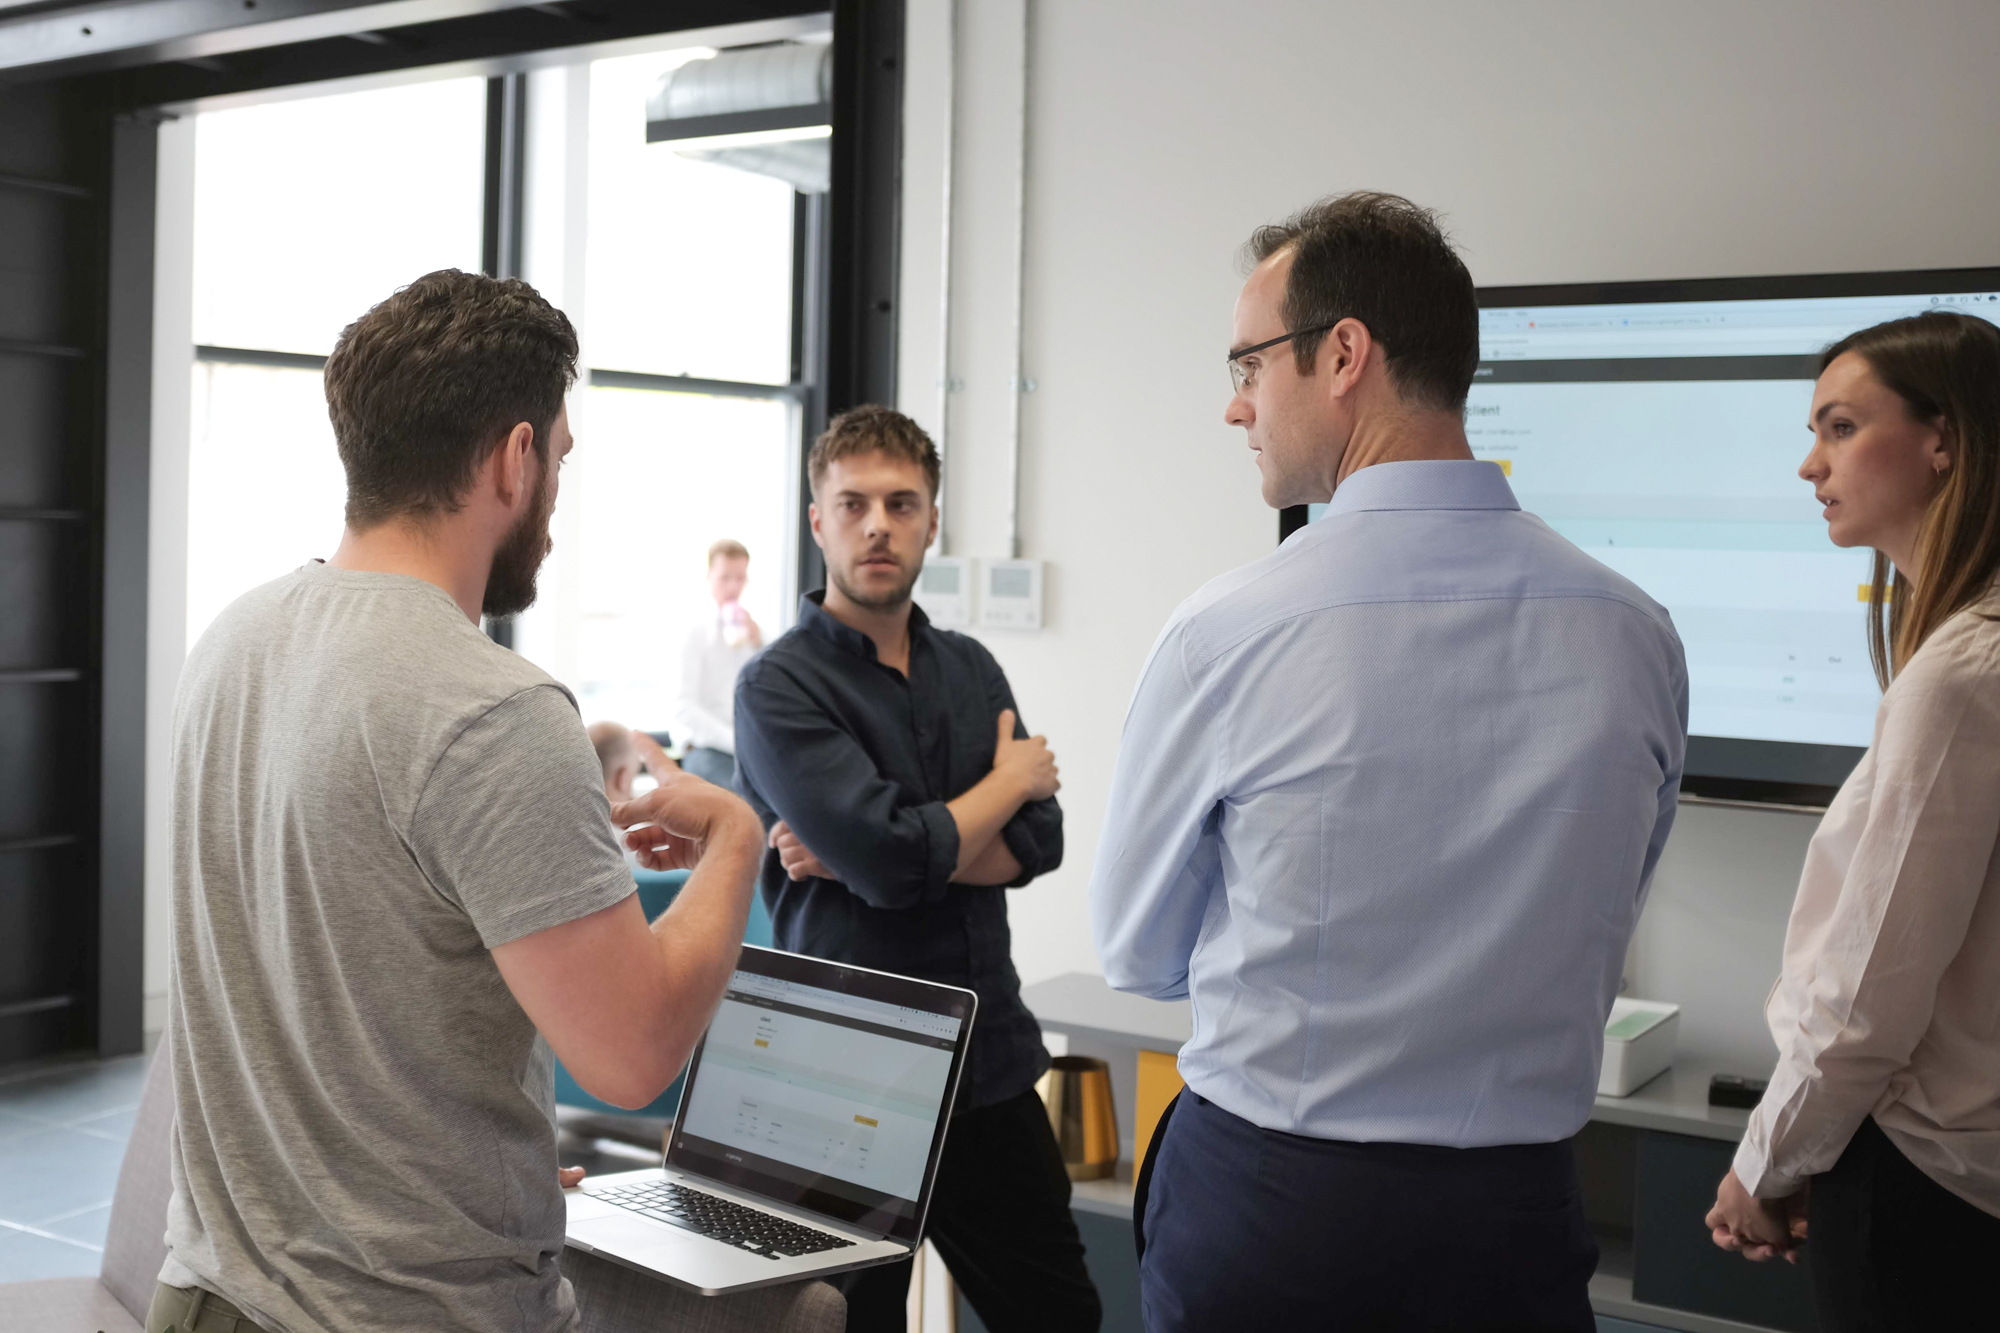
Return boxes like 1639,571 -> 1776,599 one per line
1140,1093 -> 1596,1333
837,1087 -> 1101,1333
1807,1115 -> 2000,1332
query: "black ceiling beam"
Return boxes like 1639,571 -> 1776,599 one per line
0,0 -> 548,81
58,0 -> 824,108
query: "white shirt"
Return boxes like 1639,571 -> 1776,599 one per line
678,607 -> 757,753
1735,578 -> 2000,1216
1090,460 -> 1688,1146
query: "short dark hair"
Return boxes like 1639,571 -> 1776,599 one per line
808,405 -> 941,499
324,269 -> 579,528
1244,191 -> 1478,413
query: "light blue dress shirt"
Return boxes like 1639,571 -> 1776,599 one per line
1091,460 -> 1688,1147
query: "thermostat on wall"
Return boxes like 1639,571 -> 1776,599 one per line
978,559 -> 1044,631
915,556 -> 972,627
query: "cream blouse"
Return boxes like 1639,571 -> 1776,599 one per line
1734,579 -> 2000,1217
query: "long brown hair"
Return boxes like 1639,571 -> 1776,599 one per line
1818,311 -> 2000,686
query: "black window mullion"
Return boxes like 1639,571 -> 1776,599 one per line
482,71 -> 528,648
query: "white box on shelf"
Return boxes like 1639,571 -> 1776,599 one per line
978,559 -> 1044,631
1598,998 -> 1680,1097
915,556 -> 972,627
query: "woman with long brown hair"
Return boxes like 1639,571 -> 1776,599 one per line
1704,309 -> 2000,1327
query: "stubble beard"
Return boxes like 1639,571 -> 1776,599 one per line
482,462 -> 556,620
829,558 -> 920,611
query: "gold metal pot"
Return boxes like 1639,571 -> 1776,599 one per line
1037,1055 -> 1119,1181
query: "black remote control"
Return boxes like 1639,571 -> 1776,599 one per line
1709,1073 -> 1768,1109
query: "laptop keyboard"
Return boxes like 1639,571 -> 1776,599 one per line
592,1180 -> 859,1261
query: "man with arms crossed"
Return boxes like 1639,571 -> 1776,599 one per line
732,406 -> 1101,1333
1090,194 -> 1688,1331
159,271 -> 763,1333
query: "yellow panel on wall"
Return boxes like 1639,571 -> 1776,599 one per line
1135,1049 -> 1186,1164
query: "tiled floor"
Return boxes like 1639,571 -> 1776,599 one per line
0,1051 -> 651,1287
0,1052 -> 150,1283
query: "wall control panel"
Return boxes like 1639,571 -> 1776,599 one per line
915,556 -> 971,627
978,559 -> 1044,631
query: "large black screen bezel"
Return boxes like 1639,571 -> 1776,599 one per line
1280,264 -> 2000,806
664,945 -> 976,1246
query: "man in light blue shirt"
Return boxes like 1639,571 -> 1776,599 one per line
1091,193 -> 1687,1332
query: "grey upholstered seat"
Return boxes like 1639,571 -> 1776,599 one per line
0,1045 -> 844,1333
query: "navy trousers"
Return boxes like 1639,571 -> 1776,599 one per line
1139,1093 -> 1597,1332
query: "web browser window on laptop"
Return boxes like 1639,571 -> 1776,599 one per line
668,960 -> 971,1243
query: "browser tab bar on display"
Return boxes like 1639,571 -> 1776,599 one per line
726,970 -> 963,1041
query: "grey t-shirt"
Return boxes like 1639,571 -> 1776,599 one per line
161,564 -> 636,1333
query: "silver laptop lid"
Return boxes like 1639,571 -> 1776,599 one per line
665,945 -> 978,1246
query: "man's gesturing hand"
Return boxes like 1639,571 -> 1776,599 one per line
612,769 -> 761,873
770,821 -> 833,882
993,708 -> 1060,802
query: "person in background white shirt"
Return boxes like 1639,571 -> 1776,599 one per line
678,539 -> 762,785
1706,310 -> 2000,1330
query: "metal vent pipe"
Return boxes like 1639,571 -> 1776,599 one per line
648,43 -> 831,123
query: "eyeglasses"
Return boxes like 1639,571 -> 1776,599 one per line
1227,323 -> 1338,394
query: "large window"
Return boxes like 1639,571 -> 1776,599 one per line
181,43 -> 813,745
554,388 -> 795,727
583,48 -> 797,386
186,77 -> 485,647
511,47 -> 807,737
190,78 -> 487,356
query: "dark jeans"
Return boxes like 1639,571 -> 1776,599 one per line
1807,1115 -> 2000,1332
680,745 -> 736,786
1140,1093 -> 1596,1333
838,1087 -> 1101,1333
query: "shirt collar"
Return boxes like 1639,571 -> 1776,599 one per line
796,590 -> 932,663
1318,459 -> 1519,521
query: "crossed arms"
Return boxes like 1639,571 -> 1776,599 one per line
736,665 -> 1062,906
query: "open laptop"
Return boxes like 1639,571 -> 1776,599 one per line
563,945 -> 977,1296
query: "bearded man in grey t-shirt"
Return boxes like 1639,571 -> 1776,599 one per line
155,270 -> 765,1333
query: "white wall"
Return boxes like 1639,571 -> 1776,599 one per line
912,0 -> 2000,1069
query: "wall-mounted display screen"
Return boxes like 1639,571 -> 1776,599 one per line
1295,269 -> 2000,802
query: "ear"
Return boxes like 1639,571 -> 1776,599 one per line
926,500 -> 941,548
1929,417 -> 1955,475
494,421 -> 537,509
808,500 -> 827,550
1319,317 -> 1375,401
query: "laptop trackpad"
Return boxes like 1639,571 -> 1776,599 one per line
571,1212 -> 714,1264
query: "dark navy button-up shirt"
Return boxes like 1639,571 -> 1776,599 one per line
732,592 -> 1062,1112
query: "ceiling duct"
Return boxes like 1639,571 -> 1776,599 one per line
646,42 -> 833,194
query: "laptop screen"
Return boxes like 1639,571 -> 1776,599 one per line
666,947 -> 977,1244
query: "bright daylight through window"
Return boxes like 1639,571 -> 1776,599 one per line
514,46 -> 801,735
183,45 -> 805,745
187,77 -> 483,649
